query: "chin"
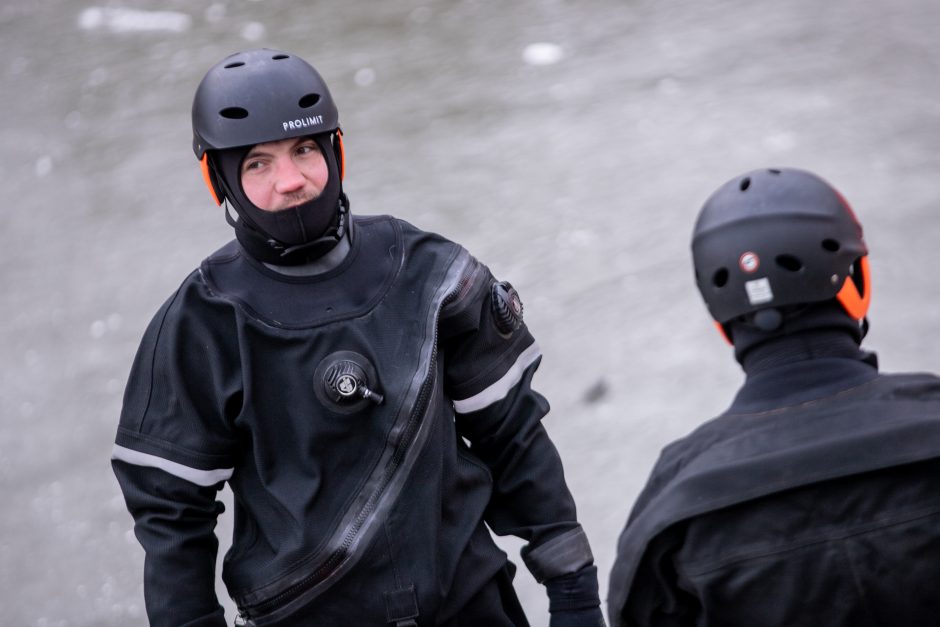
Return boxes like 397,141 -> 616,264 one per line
274,193 -> 321,212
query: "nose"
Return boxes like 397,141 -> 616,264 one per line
272,157 -> 306,195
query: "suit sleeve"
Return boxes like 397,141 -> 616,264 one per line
614,526 -> 699,627
441,258 -> 594,583
111,276 -> 240,627
609,448 -> 695,627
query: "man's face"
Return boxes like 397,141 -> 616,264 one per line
240,136 -> 329,212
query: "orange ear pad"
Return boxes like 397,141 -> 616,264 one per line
836,255 -> 871,320
335,129 -> 346,181
200,153 -> 223,206
714,320 -> 733,345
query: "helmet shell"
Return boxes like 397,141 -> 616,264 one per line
192,48 -> 339,158
692,168 -> 868,324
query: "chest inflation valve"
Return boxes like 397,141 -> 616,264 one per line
314,351 -> 384,414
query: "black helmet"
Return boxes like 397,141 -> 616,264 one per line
191,49 -> 349,265
692,168 -> 870,336
192,48 -> 339,161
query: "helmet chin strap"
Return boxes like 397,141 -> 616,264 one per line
728,300 -> 867,366
720,302 -> 869,347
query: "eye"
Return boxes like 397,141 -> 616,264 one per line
296,142 -> 320,156
242,158 -> 265,173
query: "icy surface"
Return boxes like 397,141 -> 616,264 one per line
2,0 -> 939,624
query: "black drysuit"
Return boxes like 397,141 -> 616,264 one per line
608,336 -> 940,627
112,215 -> 595,626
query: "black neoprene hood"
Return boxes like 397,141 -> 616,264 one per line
692,168 -> 868,324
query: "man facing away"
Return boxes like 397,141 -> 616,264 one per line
111,48 -> 604,627
608,167 -> 940,626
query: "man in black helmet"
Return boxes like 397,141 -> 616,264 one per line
110,49 -> 604,627
607,168 -> 940,627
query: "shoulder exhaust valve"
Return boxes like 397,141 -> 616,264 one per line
491,281 -> 524,335
314,351 -> 384,414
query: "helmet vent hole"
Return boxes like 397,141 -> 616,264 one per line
713,268 -> 729,288
220,107 -> 249,119
224,62 -> 245,69
768,168 -> 781,175
272,54 -> 289,60
821,238 -> 840,252
775,254 -> 803,272
739,177 -> 751,192
299,93 -> 321,108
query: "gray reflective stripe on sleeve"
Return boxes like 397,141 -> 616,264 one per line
452,341 -> 541,414
111,444 -> 233,487
523,526 -> 595,583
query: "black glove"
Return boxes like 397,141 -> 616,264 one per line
545,565 -> 606,627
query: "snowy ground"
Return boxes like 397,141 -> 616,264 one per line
2,0 -> 939,624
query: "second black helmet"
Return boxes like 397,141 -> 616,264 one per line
691,168 -> 870,335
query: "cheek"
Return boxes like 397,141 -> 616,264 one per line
304,155 -> 330,190
241,175 -> 271,208
315,164 -> 330,188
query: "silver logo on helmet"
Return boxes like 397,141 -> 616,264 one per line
282,115 -> 324,131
